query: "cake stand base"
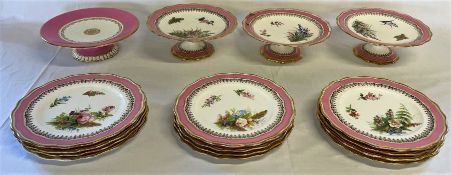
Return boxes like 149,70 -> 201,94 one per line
171,41 -> 214,61
260,44 -> 302,64
353,43 -> 399,65
72,44 -> 119,62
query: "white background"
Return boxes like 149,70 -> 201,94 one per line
0,0 -> 450,174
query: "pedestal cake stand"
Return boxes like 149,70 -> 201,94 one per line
41,8 -> 139,62
147,4 -> 237,60
243,8 -> 331,63
337,8 -> 432,65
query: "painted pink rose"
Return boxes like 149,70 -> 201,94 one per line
76,112 -> 95,124
235,118 -> 248,128
389,120 -> 401,128
102,106 -> 115,113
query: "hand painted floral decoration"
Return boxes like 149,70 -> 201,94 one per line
49,96 -> 71,108
358,92 -> 382,100
352,20 -> 379,40
234,89 -> 255,100
83,90 -> 105,97
201,95 -> 221,108
215,109 -> 267,131
169,29 -> 214,38
345,104 -> 359,119
47,105 -> 115,131
371,104 -> 421,135
287,24 -> 313,42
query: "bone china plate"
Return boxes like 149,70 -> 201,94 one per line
319,76 -> 447,151
11,74 -> 146,147
174,73 -> 295,147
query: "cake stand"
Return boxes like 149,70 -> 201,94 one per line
243,8 -> 331,63
41,8 -> 139,62
337,8 -> 432,65
147,4 -> 237,60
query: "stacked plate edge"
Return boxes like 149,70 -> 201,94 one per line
10,73 -> 148,161
173,73 -> 295,159
317,76 -> 447,164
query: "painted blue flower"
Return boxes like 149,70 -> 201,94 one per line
61,96 -> 71,101
238,110 -> 247,116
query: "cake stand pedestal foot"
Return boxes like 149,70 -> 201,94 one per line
171,41 -> 214,60
72,44 -> 119,62
353,43 -> 399,65
260,44 -> 302,64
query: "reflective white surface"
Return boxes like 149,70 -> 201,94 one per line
0,0 -> 449,174
59,17 -> 123,43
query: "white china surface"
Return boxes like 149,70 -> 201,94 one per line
156,9 -> 227,40
251,13 -> 322,45
330,82 -> 433,143
186,79 -> 283,138
346,13 -> 420,44
58,17 -> 123,43
27,80 -> 132,140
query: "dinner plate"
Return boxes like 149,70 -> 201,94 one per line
11,74 -> 146,148
319,76 -> 447,151
174,73 -> 295,147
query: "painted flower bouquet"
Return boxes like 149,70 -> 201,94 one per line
287,24 -> 313,42
371,104 -> 421,135
352,20 -> 379,40
169,28 -> 214,38
215,109 -> 267,131
47,105 -> 115,131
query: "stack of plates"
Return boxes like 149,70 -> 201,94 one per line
317,76 -> 447,164
11,74 -> 148,160
173,73 -> 295,159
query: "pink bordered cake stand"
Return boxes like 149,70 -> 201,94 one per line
174,73 -> 295,148
10,73 -> 146,159
337,8 -> 432,65
147,4 -> 237,60
319,76 -> 447,151
243,9 -> 331,63
41,8 -> 139,62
